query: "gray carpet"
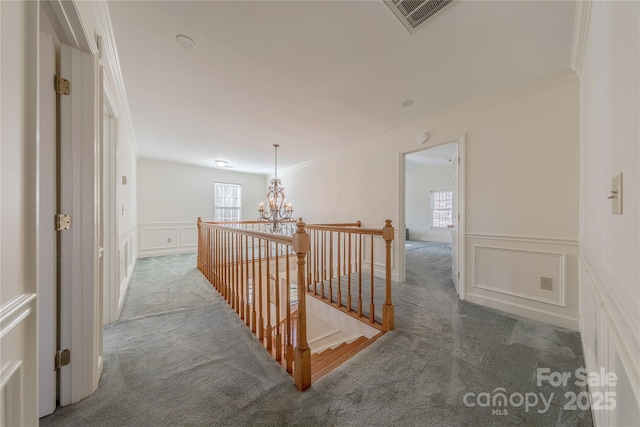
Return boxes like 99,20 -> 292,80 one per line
40,242 -> 593,426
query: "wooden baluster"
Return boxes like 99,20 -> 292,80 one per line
347,232 -> 352,313
235,233 -> 240,314
245,235 -> 251,326
258,238 -> 264,341
329,232 -> 333,303
382,219 -> 395,331
358,233 -> 363,317
343,230 -> 347,275
231,232 -> 236,310
293,219 -> 311,391
336,232 -> 341,308
285,249 -> 293,373
265,242 -> 272,350
251,237 -> 257,334
239,233 -> 244,320
321,230 -> 326,299
275,243 -> 282,361
197,218 -> 202,271
223,231 -> 227,301
217,229 -> 222,293
370,235 -> 375,324
314,230 -> 319,295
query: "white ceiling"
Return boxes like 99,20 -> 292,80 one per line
107,0 -> 576,175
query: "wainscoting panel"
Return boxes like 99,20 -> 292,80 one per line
474,246 -> 565,306
0,293 -> 37,426
138,222 -> 199,258
119,226 -> 137,315
465,234 -> 579,330
580,249 -> 640,426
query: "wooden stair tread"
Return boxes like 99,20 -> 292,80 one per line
310,335 -> 377,381
311,343 -> 349,366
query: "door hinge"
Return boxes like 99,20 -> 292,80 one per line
458,272 -> 460,279
54,75 -> 70,95
55,349 -> 71,370
55,214 -> 71,231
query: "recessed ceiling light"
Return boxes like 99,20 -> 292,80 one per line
401,99 -> 414,107
214,160 -> 228,168
176,34 -> 196,49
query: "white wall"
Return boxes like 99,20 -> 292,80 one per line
0,1 -> 39,424
137,158 -> 267,257
280,71 -> 580,330
406,164 -> 454,243
578,1 -> 640,425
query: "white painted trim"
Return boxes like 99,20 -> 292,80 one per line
40,0 -> 91,51
308,329 -> 341,345
465,292 -> 579,331
0,294 -> 37,340
92,0 -> 137,152
0,360 -> 23,390
580,247 -> 640,406
466,233 -> 579,246
398,133 -> 466,300
118,225 -> 137,316
137,222 -> 199,258
570,0 -> 592,78
472,245 -> 566,307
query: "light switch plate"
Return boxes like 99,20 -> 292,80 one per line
612,173 -> 622,215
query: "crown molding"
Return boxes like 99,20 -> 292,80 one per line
570,0 -> 592,78
91,0 -> 138,153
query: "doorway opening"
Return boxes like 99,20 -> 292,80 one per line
398,134 -> 465,299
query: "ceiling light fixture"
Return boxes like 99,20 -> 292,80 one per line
214,160 -> 228,168
176,34 -> 196,49
258,144 -> 294,234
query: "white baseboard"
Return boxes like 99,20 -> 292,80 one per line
118,255 -> 136,317
465,291 -> 579,331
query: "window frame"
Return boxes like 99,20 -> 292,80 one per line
430,189 -> 453,229
214,182 -> 242,222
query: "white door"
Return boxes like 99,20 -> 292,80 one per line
58,42 -> 102,406
38,31 -> 58,418
450,145 -> 459,294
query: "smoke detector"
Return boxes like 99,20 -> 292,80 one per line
385,0 -> 455,34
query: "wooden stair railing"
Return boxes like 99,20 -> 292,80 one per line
196,218 -> 394,390
305,220 -> 395,332
197,218 -> 311,390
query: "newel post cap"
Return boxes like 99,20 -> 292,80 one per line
383,219 -> 394,241
293,218 -> 310,253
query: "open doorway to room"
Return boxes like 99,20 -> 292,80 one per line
398,135 -> 465,298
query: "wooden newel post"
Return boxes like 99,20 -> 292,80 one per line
293,218 -> 311,391
382,219 -> 395,332
197,217 -> 202,272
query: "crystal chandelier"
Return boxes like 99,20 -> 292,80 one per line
258,144 -> 294,233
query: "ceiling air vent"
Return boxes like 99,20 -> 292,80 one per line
385,0 -> 455,34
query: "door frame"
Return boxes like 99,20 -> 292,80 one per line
397,133 -> 466,300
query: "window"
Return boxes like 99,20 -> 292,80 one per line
214,183 -> 242,221
431,190 -> 453,228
